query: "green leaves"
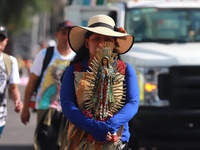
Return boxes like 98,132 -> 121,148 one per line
0,0 -> 52,32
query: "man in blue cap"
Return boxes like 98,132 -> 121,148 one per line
21,20 -> 76,150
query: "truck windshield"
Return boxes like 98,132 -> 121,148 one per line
125,8 -> 200,43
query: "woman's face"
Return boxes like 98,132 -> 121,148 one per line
85,33 -> 115,61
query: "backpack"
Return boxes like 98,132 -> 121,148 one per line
29,46 -> 54,108
37,108 -> 66,150
1,53 -> 12,101
2,52 -> 12,81
33,46 -> 54,94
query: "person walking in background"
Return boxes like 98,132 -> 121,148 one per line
32,39 -> 48,58
0,25 -> 23,138
20,20 -> 76,150
60,14 -> 139,150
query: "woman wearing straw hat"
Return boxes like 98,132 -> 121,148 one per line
60,14 -> 139,150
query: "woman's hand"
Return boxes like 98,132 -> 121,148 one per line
118,27 -> 127,34
106,132 -> 118,142
106,132 -> 112,141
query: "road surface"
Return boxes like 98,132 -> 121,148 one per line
0,85 -> 36,150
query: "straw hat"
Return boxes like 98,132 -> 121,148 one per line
68,15 -> 134,54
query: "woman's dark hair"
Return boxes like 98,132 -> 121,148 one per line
70,45 -> 89,65
70,31 -> 121,65
113,49 -> 121,60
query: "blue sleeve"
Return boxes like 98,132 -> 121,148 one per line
106,63 -> 140,132
60,65 -> 114,142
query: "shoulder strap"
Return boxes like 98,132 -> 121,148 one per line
34,47 -> 54,93
2,53 -> 12,81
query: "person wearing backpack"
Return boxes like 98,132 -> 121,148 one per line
0,25 -> 23,138
20,21 -> 76,150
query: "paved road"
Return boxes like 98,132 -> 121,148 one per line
0,85 -> 36,150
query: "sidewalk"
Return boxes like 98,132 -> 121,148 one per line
0,85 -> 36,150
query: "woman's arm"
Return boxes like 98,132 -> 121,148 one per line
106,63 -> 140,131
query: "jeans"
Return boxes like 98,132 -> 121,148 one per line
0,125 -> 5,138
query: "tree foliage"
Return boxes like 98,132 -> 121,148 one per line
0,0 -> 51,33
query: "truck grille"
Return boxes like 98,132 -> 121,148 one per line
158,66 -> 200,108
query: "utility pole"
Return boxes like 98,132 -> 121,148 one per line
50,0 -> 68,36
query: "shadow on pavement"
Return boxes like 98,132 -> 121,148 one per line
0,145 -> 34,150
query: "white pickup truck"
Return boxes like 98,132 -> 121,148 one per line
64,0 -> 200,149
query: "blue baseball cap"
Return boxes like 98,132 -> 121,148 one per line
56,20 -> 73,31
